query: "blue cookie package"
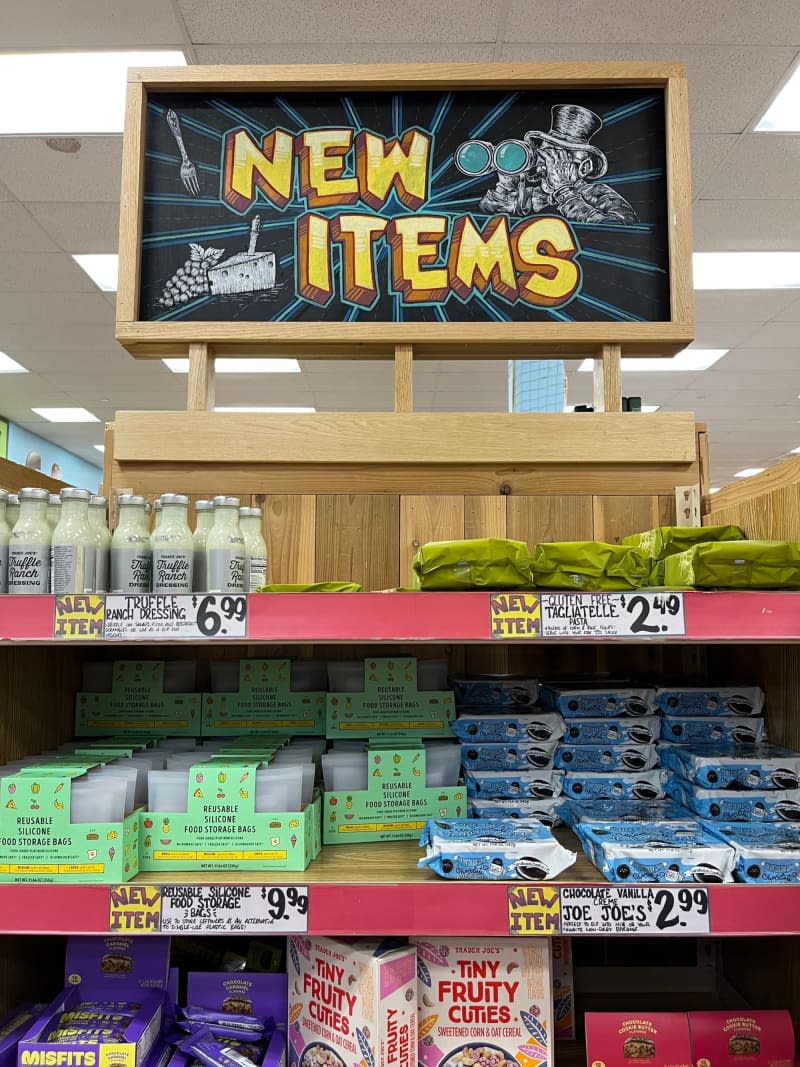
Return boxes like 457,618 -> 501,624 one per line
451,711 -> 565,743
464,768 -> 564,799
563,716 -> 660,744
666,775 -> 800,822
703,823 -> 800,883
468,796 -> 567,826
661,716 -> 767,745
451,675 -> 539,708
418,816 -> 576,880
540,684 -> 656,718
576,819 -> 735,883
562,768 -> 670,802
460,740 -> 558,771
555,743 -> 659,772
654,686 -> 764,717
562,798 -> 691,828
659,742 -> 800,790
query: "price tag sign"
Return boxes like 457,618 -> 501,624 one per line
54,594 -> 106,639
108,885 -> 162,932
507,885 -> 561,935
559,886 -> 710,935
489,593 -> 541,639
103,594 -> 248,640
538,591 -> 685,639
159,884 -> 309,933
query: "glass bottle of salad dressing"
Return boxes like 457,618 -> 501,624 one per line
51,488 -> 94,595
206,496 -> 246,592
151,493 -> 193,593
240,506 -> 268,591
111,494 -> 152,593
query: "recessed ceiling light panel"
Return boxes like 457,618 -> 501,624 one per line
163,358 -> 301,374
0,351 -> 27,373
734,468 -> 766,479
32,407 -> 100,423
73,254 -> 119,292
694,252 -> 800,290
756,63 -> 800,132
578,350 -> 728,373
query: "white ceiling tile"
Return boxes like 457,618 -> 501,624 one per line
194,43 -> 494,63
704,134 -> 800,198
25,202 -> 120,253
0,0 -> 184,47
737,322 -> 800,348
689,321 -> 761,348
695,289 -> 799,322
693,199 -> 800,250
505,2 -> 800,46
691,135 -> 738,196
0,138 -> 122,202
0,203 -> 59,252
180,0 -> 500,43
499,44 -> 796,134
0,253 -> 94,293
774,295 -> 800,321
0,323 -> 118,355
0,291 -> 115,325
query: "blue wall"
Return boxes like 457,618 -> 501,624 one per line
7,424 -> 103,492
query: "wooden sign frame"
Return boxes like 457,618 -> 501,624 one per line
116,63 -> 693,362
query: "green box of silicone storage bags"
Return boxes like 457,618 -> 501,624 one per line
531,541 -> 650,591
412,538 -> 531,590
663,540 -> 800,589
622,525 -> 745,585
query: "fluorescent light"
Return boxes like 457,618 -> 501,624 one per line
214,406 -> 316,413
578,350 -> 727,373
73,254 -> 118,292
94,445 -> 105,454
709,487 -> 720,494
0,351 -> 27,373
694,252 -> 800,290
0,51 -> 186,134
756,62 -> 800,131
32,407 -> 99,423
163,358 -> 301,374
790,447 -> 800,455
734,468 -> 765,479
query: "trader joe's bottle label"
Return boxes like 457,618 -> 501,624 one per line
152,550 -> 193,593
207,548 -> 246,592
111,548 -> 152,593
8,546 -> 49,593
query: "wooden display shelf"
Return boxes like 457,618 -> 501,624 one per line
1,838 -> 799,937
6,591 -> 800,644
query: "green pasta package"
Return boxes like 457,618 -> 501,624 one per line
412,537 -> 531,590
622,524 -> 745,585
663,540 -> 800,589
531,541 -> 650,592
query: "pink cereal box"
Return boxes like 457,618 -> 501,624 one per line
551,938 -> 575,1041
413,938 -> 552,1067
584,1013 -> 692,1067
688,1011 -> 794,1067
288,937 -> 417,1067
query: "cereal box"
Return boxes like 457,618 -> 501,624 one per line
584,1013 -> 692,1067
689,1010 -> 794,1065
413,938 -> 552,1067
287,937 -> 416,1067
551,939 -> 574,1041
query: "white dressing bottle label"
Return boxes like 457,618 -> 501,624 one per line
0,544 -> 8,594
95,548 -> 110,594
247,556 -> 267,592
83,544 -> 96,594
207,548 -> 246,592
52,544 -> 90,595
153,550 -> 193,593
194,549 -> 207,593
111,548 -> 152,593
8,546 -> 50,593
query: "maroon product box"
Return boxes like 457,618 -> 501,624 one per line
584,1013 -> 692,1066
688,1011 -> 794,1067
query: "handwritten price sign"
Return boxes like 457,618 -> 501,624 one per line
559,886 -> 709,935
538,592 -> 685,639
103,594 -> 247,640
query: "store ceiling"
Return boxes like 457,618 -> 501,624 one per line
0,0 -> 799,487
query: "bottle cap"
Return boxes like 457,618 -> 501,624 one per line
7,494 -> 18,504
49,494 -> 61,505
160,493 -> 189,506
90,496 -> 107,508
195,500 -> 213,511
239,507 -> 263,518
0,489 -> 7,503
60,488 -> 91,501
154,500 -> 163,511
213,495 -> 240,508
18,487 -> 49,502
118,494 -> 146,507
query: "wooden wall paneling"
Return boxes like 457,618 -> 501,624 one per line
658,494 -> 677,526
592,495 -> 661,543
399,496 -> 465,588
507,495 -> 594,545
0,936 -> 66,1014
0,647 -> 83,763
723,938 -> 800,1033
0,457 -> 68,496
465,496 -> 507,540
315,495 -> 400,590
258,494 -> 316,584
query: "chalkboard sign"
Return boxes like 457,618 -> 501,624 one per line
118,66 -> 692,354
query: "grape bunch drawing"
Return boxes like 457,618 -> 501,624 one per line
159,244 -> 225,307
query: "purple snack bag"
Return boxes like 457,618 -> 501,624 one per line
182,1007 -> 272,1037
178,1026 -> 261,1067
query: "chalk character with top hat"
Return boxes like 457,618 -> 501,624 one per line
455,104 -> 639,224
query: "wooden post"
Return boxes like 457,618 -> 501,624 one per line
394,343 -> 414,413
593,343 -> 622,412
187,342 -> 215,411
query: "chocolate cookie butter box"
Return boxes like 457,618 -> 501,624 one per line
288,937 -> 416,1067
414,938 -> 552,1067
584,1013 -> 691,1067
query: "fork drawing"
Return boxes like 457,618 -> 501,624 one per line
166,109 -> 200,196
